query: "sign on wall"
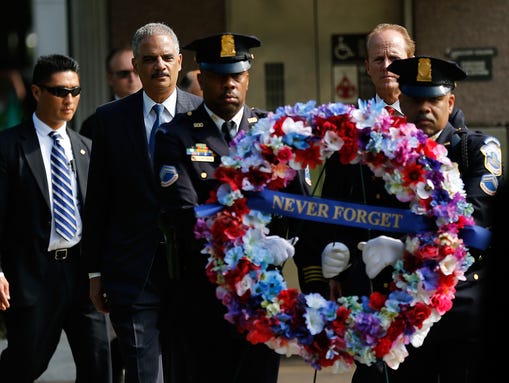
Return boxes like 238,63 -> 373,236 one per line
448,47 -> 497,81
331,34 -> 374,103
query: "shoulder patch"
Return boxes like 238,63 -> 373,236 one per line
480,173 -> 499,196
159,165 -> 178,187
480,138 -> 502,176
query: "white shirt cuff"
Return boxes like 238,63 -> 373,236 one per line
88,272 -> 101,279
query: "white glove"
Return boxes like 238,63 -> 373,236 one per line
264,235 -> 297,266
358,235 -> 404,279
321,242 -> 350,278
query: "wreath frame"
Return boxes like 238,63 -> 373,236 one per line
194,99 -> 475,372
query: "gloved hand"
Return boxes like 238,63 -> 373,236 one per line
358,235 -> 404,279
264,235 -> 297,266
321,242 -> 350,278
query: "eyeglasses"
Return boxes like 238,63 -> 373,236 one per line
39,85 -> 81,98
114,70 -> 136,79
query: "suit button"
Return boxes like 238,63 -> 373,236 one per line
200,172 -> 207,179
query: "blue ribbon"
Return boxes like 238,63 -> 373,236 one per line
194,190 -> 491,250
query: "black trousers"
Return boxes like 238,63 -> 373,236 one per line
0,251 -> 111,383
167,278 -> 280,383
108,247 -> 170,383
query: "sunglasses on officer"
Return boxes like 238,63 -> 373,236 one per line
39,84 -> 82,98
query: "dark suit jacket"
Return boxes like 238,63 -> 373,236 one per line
82,88 -> 202,305
0,119 -> 91,307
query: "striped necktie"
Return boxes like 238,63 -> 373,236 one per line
49,131 -> 77,241
149,104 -> 163,160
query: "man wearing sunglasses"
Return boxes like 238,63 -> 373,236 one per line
80,47 -> 142,139
0,54 -> 111,382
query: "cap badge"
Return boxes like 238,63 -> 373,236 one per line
417,57 -> 432,82
221,34 -> 236,58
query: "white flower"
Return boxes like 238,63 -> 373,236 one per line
383,339 -> 409,370
411,310 -> 441,348
416,179 -> 435,200
236,274 -> 255,296
280,117 -> 313,136
439,255 -> 458,275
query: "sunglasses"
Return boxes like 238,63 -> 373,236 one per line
40,85 -> 81,98
114,70 -> 136,79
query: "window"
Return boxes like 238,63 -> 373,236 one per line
265,62 -> 285,110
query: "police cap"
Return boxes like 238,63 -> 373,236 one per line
183,33 -> 261,74
387,56 -> 467,98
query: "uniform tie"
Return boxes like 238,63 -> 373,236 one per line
149,104 -> 163,159
221,120 -> 237,144
49,131 -> 77,241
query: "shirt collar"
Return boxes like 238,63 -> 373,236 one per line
204,104 -> 244,130
33,112 -> 67,138
375,94 -> 402,115
143,89 -> 177,120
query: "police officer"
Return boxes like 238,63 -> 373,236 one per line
385,55 -> 501,383
154,32 -> 311,383
319,56 -> 501,383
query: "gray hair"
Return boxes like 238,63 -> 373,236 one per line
132,22 -> 180,57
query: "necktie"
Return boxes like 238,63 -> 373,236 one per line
49,131 -> 77,241
385,105 -> 396,115
221,120 -> 236,144
385,105 -> 403,117
149,104 -> 163,159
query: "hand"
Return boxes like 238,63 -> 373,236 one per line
89,276 -> 110,314
0,274 -> 10,311
264,235 -> 297,266
321,242 -> 350,278
358,235 -> 404,279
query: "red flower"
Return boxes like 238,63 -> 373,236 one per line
401,162 -> 425,188
315,115 -> 359,164
246,316 -> 274,344
414,243 -> 440,261
210,210 -> 247,247
260,143 -> 277,163
369,292 -> 388,310
276,146 -> 293,163
245,167 -> 272,188
215,166 -> 244,189
401,302 -> 431,329
278,288 -> 300,310
224,258 -> 260,295
294,145 -> 322,169
331,306 -> 351,334
374,337 -> 394,358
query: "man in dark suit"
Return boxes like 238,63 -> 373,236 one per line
154,32 -> 311,383
0,54 -> 111,382
82,22 -> 202,383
